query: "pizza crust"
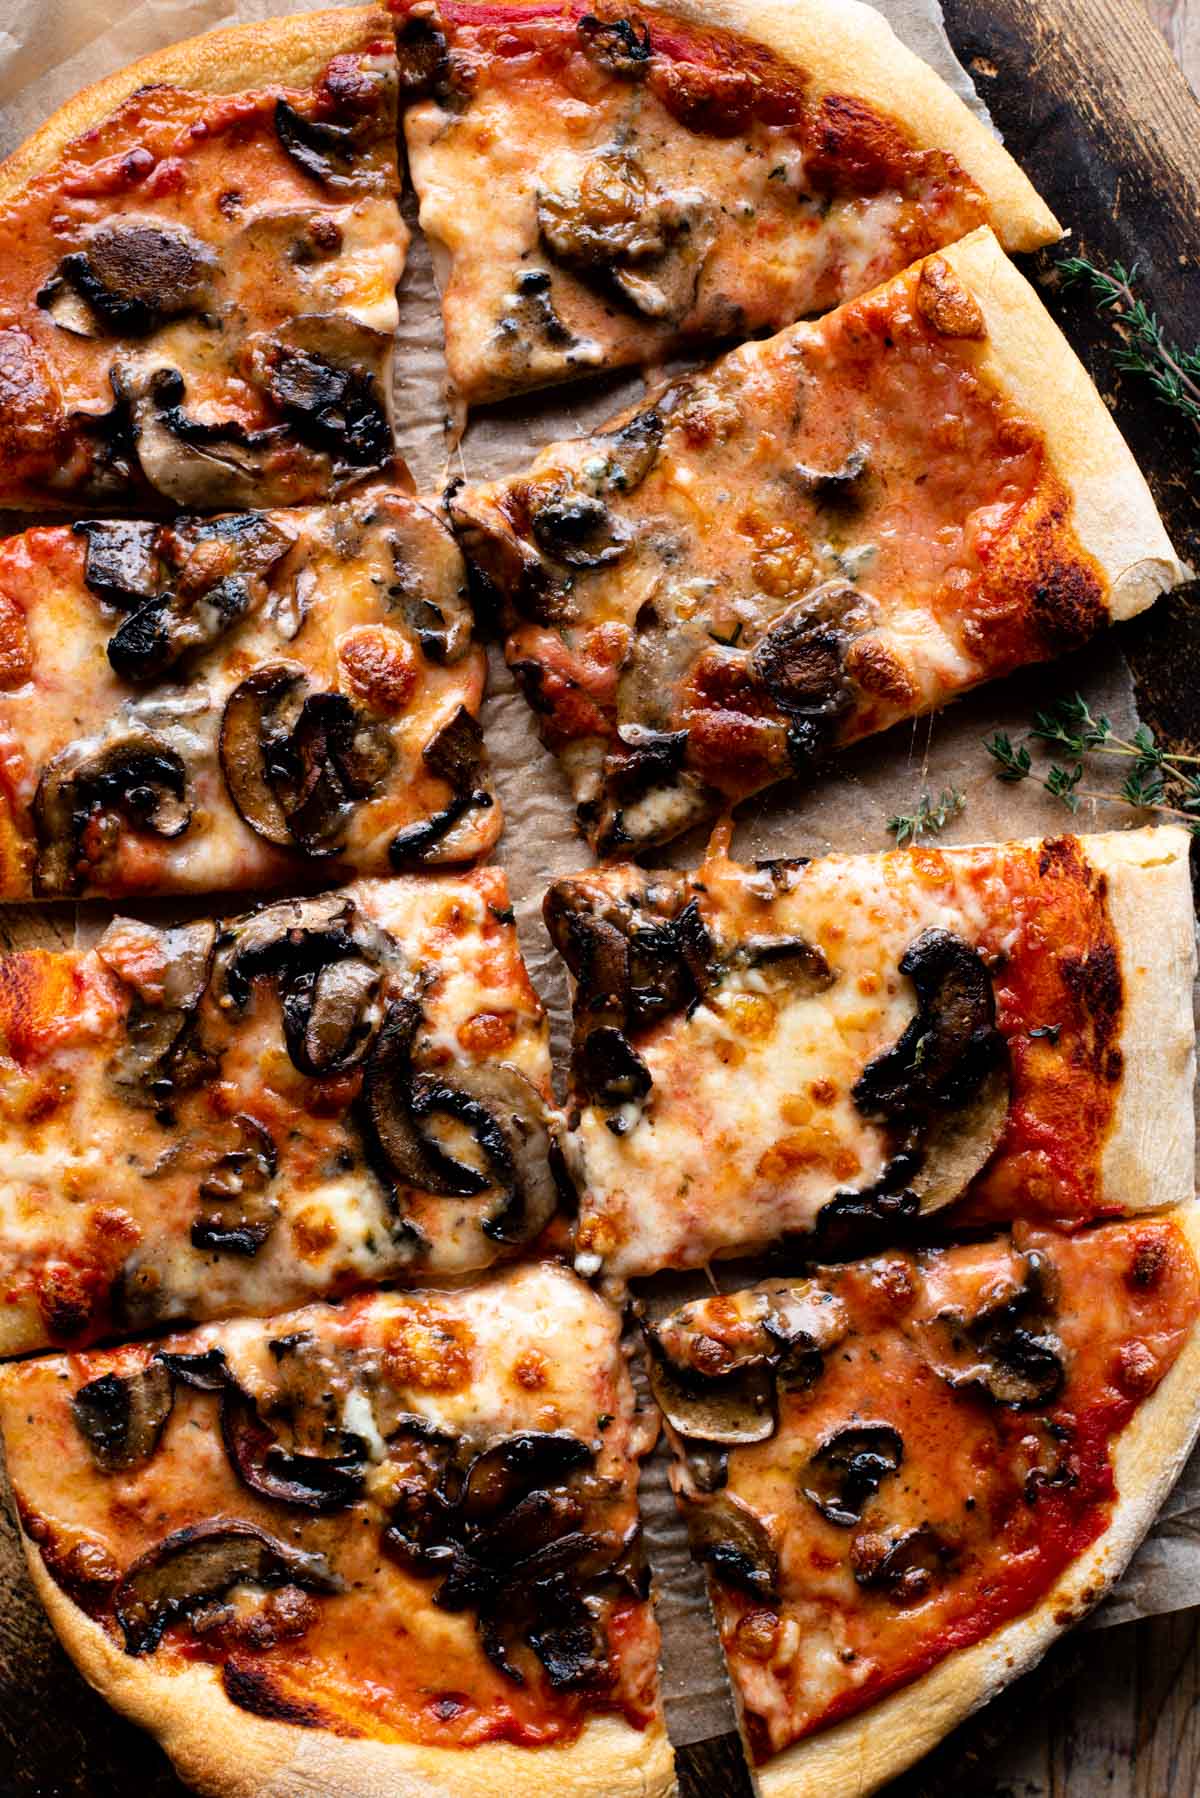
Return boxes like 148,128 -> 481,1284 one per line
939,228 -> 1188,620
610,0 -> 1059,251
752,1192 -> 1200,1798
0,7 -> 395,202
17,1546 -> 676,1798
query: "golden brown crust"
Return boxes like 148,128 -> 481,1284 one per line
940,229 -> 1187,619
754,1196 -> 1200,1797
22,1548 -> 675,1798
1089,827 -> 1197,1210
0,9 -> 394,203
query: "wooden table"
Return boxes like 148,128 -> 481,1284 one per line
1,3 -> 1199,1795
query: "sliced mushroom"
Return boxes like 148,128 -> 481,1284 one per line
388,707 -> 494,868
723,934 -> 834,1000
530,489 -> 629,570
220,1380 -> 366,1510
850,1523 -> 953,1603
577,1025 -> 652,1110
74,520 -> 159,608
538,153 -> 712,323
220,662 -> 393,854
254,315 -> 392,475
275,100 -> 363,189
156,1349 -> 229,1392
853,928 -> 1004,1123
792,445 -> 869,505
750,580 -> 870,731
115,1520 -> 341,1655
282,955 -> 382,1076
459,1432 -> 594,1521
107,512 -> 292,684
362,998 -> 555,1239
395,14 -> 449,95
127,366 -> 286,508
813,1178 -> 920,1261
191,1114 -> 279,1256
906,1062 -> 1010,1210
70,1365 -> 174,1472
38,221 -> 216,337
102,918 -> 216,1105
915,1247 -> 1065,1410
216,893 -> 370,1004
581,410 -> 664,497
802,1424 -> 904,1526
33,732 -> 191,897
388,537 -> 473,665
645,1340 -> 776,1446
681,1492 -> 779,1600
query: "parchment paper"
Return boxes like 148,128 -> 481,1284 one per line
1,0 -> 1196,1756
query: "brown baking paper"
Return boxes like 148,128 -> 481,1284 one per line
1,0 -> 1196,1758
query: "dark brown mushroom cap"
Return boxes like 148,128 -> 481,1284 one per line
70,1365 -> 174,1473
361,997 -> 556,1238
74,520 -> 159,608
38,221 -> 216,338
750,579 -> 870,727
853,928 -> 1004,1123
681,1491 -> 779,1600
192,1113 -> 279,1256
115,1520 -> 341,1655
275,100 -> 363,189
583,409 -> 663,495
128,365 -> 287,508
460,1432 -> 594,1521
387,706 -> 495,869
33,731 -> 192,897
220,669 -> 394,854
219,1381 -> 367,1511
254,315 -> 393,478
283,955 -> 382,1077
802,1423 -> 904,1527
155,1349 -> 229,1392
529,488 -> 629,569
577,13 -> 652,76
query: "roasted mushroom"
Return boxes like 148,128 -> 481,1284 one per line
850,1523 -> 954,1603
254,316 -> 393,476
106,512 -> 292,684
362,998 -> 557,1241
681,1492 -> 779,1600
802,1424 -> 904,1526
33,731 -> 191,897
537,152 -> 712,322
750,580 -> 871,735
853,929 -> 1004,1123
129,366 -> 286,508
388,534 -> 473,664
906,1062 -> 1010,1210
914,1247 -> 1065,1409
388,707 -> 494,868
101,918 -> 216,1105
191,1114 -> 280,1255
576,12 -> 652,75
75,520 -> 158,608
283,955 -> 382,1076
580,410 -> 664,496
792,444 -> 870,505
530,488 -> 629,570
220,1380 -> 367,1510
71,1365 -> 175,1473
37,221 -> 216,338
275,100 -> 364,189
115,1520 -> 341,1655
645,1342 -> 776,1447
219,662 -> 393,854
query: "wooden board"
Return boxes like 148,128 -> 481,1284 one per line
2,1 -> 1199,1794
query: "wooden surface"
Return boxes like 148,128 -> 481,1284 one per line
1,2 -> 1199,1795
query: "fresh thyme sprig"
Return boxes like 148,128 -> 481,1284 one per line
887,786 -> 965,846
1058,253 -> 1200,458
984,693 -> 1200,831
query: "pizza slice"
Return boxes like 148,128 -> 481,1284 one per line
645,1211 -> 1200,1794
0,488 -> 500,900
545,827 -> 1195,1280
0,10 -> 406,510
451,228 -> 1184,854
392,0 -> 1058,404
0,868 -> 563,1355
0,1262 -> 674,1798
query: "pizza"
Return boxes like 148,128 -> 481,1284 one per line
0,9 -> 406,511
451,227 -> 1184,854
0,487 -> 500,899
0,1262 -> 675,1798
392,0 -> 1058,404
645,1210 -> 1200,1794
0,869 -> 561,1355
545,827 -> 1195,1280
